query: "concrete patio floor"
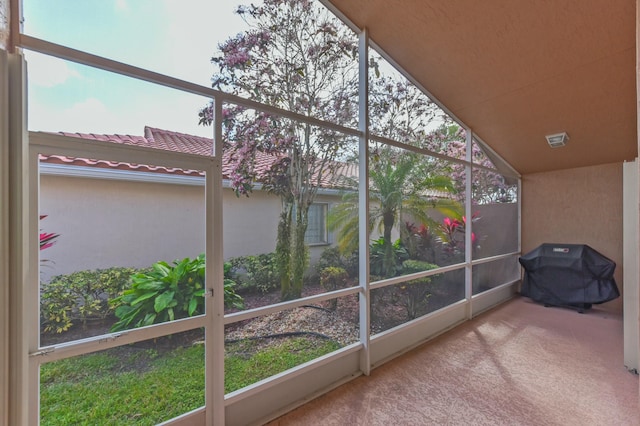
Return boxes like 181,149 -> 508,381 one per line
268,296 -> 639,425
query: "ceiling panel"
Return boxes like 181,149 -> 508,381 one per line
327,0 -> 637,174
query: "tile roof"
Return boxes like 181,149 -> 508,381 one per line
39,127 -> 357,189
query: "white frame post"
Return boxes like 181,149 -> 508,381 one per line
358,29 -> 371,375
8,50 -> 32,426
208,98 -> 226,425
465,129 -> 473,319
0,49 -> 10,426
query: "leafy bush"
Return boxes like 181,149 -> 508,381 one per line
316,247 -> 344,273
369,237 -> 408,278
41,267 -> 138,334
223,262 -> 245,309
402,259 -> 439,274
319,266 -> 349,310
111,255 -> 243,332
400,260 -> 439,319
228,253 -> 280,294
316,246 -> 359,278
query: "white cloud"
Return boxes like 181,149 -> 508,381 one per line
161,0 -> 247,85
114,0 -> 129,13
26,52 -> 81,88
30,97 -> 113,134
29,94 -> 212,138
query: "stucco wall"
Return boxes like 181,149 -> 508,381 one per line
41,171 -> 521,283
220,186 -> 281,259
39,175 -> 282,280
521,162 -> 623,312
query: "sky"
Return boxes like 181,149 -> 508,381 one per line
21,0 -> 442,141
23,0 -> 247,137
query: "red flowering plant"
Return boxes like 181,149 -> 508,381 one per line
402,222 -> 437,263
40,214 -> 59,250
39,215 -> 59,252
436,212 -> 481,261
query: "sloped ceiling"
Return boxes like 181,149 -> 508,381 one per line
326,0 -> 637,174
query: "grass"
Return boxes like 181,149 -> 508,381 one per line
40,336 -> 340,425
225,337 -> 341,392
40,346 -> 204,425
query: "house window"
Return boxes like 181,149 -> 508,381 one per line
305,203 -> 328,245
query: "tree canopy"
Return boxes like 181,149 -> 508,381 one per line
200,0 -> 514,294
200,0 -> 359,299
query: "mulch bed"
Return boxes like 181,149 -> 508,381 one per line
40,281 -> 460,350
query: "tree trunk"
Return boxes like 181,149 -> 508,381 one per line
291,204 -> 310,299
382,210 -> 396,278
277,201 -> 293,300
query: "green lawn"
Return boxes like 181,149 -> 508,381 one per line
40,336 -> 340,425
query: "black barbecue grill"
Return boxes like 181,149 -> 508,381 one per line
519,243 -> 619,312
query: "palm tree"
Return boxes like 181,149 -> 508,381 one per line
328,149 -> 462,278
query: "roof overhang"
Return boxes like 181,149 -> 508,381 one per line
326,0 -> 638,174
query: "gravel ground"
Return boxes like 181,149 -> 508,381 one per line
225,304 -> 360,346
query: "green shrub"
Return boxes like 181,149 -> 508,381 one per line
223,262 -> 245,309
402,260 -> 439,275
111,255 -> 243,332
400,260 -> 439,319
369,237 -> 408,278
316,247 -> 359,278
319,266 -> 349,310
41,267 -> 138,334
228,253 -> 280,294
316,247 -> 344,274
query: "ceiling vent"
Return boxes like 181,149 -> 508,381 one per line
545,132 -> 569,148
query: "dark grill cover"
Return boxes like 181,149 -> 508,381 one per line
519,244 -> 619,307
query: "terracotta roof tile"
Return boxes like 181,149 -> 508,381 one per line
144,127 -> 214,156
40,127 -> 450,197
40,127 -> 357,189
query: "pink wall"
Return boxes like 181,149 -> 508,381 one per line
522,162 -> 623,312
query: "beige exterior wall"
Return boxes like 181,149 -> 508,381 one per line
39,173 -> 340,281
40,170 -> 522,283
521,162 -> 624,312
40,175 -> 207,280
220,185 -> 281,260
39,174 -> 285,281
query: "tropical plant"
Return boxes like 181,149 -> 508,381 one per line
329,149 -> 461,277
436,213 -> 481,263
198,0 -> 360,300
41,267 -> 139,334
39,214 -> 59,270
39,215 -> 59,251
369,237 -> 408,278
403,221 -> 437,263
111,255 -> 243,331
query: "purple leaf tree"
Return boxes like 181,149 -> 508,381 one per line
199,0 -> 359,299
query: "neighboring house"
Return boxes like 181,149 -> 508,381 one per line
38,127 -> 345,281
39,126 -> 517,282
